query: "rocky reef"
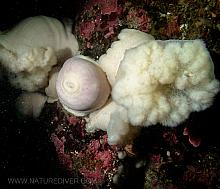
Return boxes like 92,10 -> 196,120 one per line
0,0 -> 220,189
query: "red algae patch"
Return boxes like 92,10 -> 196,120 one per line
48,105 -> 119,188
50,133 -> 73,171
75,134 -> 117,186
74,0 -> 152,59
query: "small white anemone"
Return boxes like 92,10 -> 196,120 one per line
56,55 -> 111,116
16,92 -> 47,118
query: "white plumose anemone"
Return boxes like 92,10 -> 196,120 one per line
0,16 -> 79,91
86,29 -> 219,145
112,39 -> 219,127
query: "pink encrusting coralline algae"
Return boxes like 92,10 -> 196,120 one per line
100,0 -> 118,15
77,134 -> 116,185
79,21 -> 96,40
74,0 -> 152,58
84,0 -> 119,15
50,133 -> 73,171
78,0 -> 120,41
126,8 -> 151,32
183,127 -> 201,147
50,109 -> 118,187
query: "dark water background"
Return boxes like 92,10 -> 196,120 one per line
0,0 -> 85,30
